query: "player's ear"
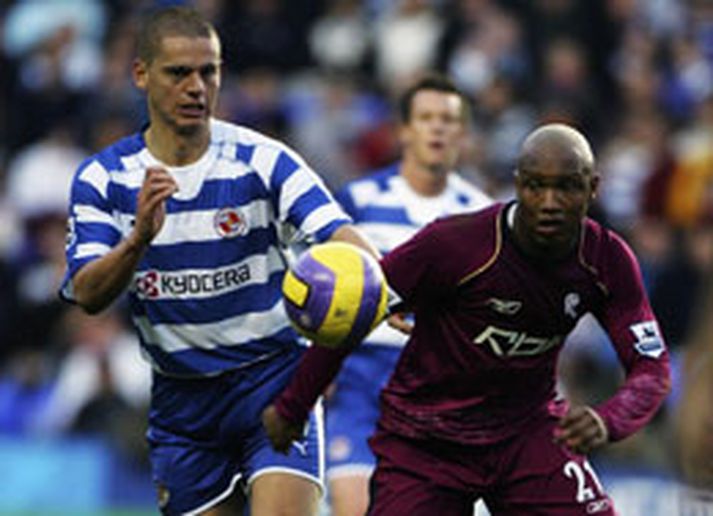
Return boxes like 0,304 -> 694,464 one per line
133,58 -> 148,91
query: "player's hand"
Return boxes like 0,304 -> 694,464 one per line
261,404 -> 305,454
554,405 -> 608,455
387,312 -> 412,334
131,166 -> 179,247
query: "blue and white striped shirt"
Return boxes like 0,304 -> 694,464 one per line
336,163 -> 492,347
62,119 -> 351,376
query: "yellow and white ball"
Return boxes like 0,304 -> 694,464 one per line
282,242 -> 388,348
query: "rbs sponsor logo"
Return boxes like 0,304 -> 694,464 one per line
473,325 -> 563,357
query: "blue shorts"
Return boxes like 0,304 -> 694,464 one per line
147,347 -> 324,515
326,345 -> 400,480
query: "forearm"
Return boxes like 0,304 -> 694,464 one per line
329,224 -> 382,260
274,344 -> 353,423
274,225 -> 381,422
72,234 -> 148,314
594,358 -> 671,442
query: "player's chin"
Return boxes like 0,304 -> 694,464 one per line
175,119 -> 209,136
425,159 -> 452,175
532,232 -> 574,255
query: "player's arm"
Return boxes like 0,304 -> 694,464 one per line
263,224 -> 381,452
262,221 -> 440,453
558,235 -> 671,454
72,167 -> 178,314
328,223 -> 380,259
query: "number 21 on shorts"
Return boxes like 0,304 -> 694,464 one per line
563,460 -> 611,513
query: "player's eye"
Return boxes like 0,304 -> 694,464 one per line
559,178 -> 585,192
166,66 -> 192,79
200,64 -> 217,79
524,178 -> 543,191
438,113 -> 459,126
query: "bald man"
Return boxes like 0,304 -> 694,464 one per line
263,124 -> 672,515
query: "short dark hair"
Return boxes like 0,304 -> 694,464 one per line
398,73 -> 469,123
136,6 -> 218,63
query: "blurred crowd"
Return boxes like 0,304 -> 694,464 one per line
0,0 -> 711,493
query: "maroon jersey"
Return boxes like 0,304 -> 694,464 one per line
379,202 -> 671,445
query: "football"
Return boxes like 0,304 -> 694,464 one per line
282,242 -> 388,348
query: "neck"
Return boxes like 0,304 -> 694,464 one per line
145,123 -> 210,166
400,159 -> 449,197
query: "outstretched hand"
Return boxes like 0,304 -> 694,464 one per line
261,404 -> 306,454
554,405 -> 608,455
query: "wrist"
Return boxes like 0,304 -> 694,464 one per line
274,393 -> 309,425
125,231 -> 150,254
585,406 -> 609,443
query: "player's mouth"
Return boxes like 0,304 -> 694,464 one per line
535,218 -> 566,237
177,103 -> 207,119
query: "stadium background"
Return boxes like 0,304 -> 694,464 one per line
0,0 -> 711,514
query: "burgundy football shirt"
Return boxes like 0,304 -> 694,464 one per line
274,203 -> 670,446
377,202 -> 670,445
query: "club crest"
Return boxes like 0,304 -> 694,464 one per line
214,207 -> 248,238
564,292 -> 580,319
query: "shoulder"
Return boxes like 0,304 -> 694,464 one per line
579,218 -> 642,289
211,119 -> 274,147
211,119 -> 306,169
337,163 -> 400,206
71,132 -> 144,196
86,132 -> 144,173
431,202 -> 502,238
447,173 -> 493,209
580,218 -> 637,264
428,203 -> 504,282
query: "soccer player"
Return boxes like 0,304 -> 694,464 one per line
325,74 -> 491,516
263,123 -> 672,515
60,7 -> 378,516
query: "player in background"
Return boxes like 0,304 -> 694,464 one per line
325,74 -> 491,516
263,123 -> 671,515
60,7 -> 379,516
676,268 -> 713,492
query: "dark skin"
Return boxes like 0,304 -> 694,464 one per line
512,125 -> 598,261
513,124 -> 607,454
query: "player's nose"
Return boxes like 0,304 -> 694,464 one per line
540,187 -> 563,211
185,70 -> 206,94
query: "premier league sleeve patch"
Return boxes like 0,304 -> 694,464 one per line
629,321 -> 665,358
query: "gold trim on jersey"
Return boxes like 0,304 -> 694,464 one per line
457,206 -> 503,286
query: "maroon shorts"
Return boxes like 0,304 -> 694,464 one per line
367,416 -> 615,515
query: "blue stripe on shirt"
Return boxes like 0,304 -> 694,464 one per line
140,326 -> 301,376
139,227 -> 278,271
288,185 -> 336,228
108,174 -> 271,215
354,206 -> 413,226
